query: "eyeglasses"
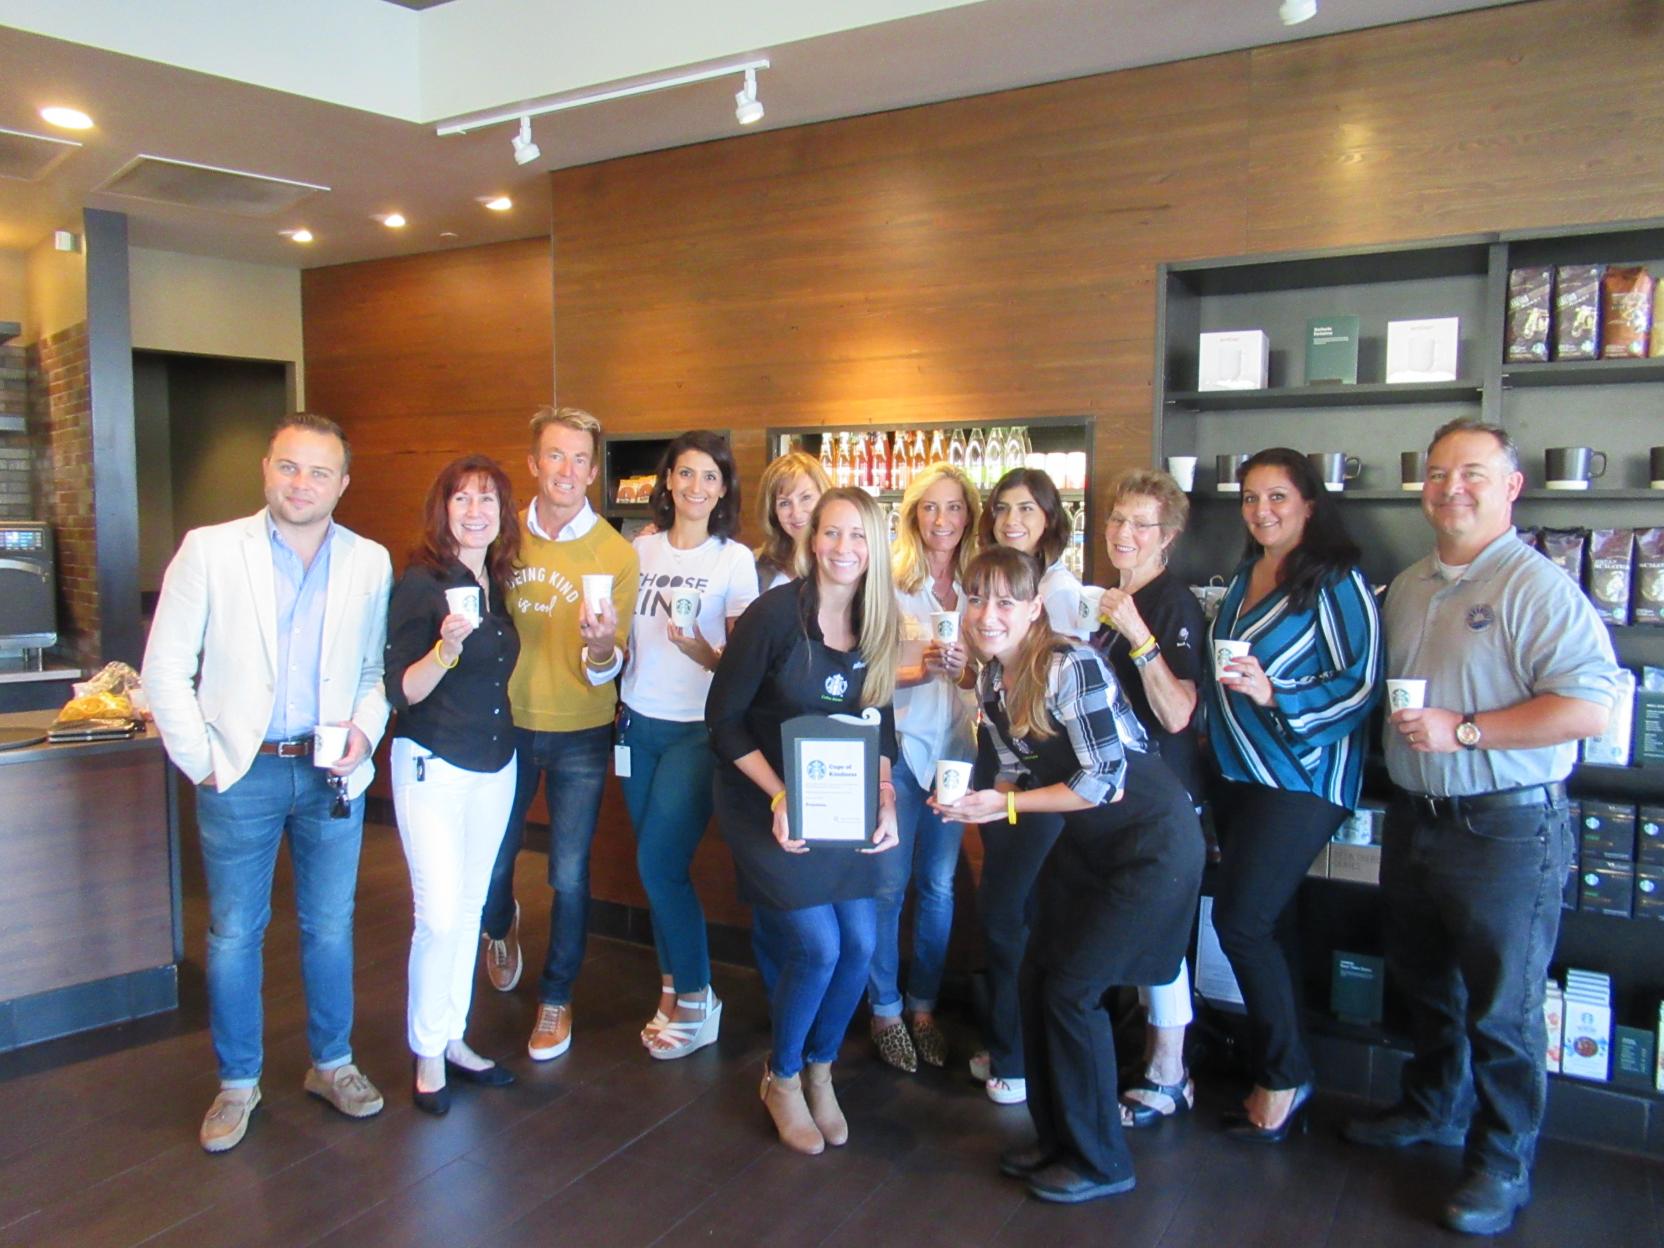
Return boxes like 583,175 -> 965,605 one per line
327,774 -> 350,819
1106,515 -> 1162,533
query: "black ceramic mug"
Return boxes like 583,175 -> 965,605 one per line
1650,446 -> 1664,489
1308,451 -> 1362,491
1545,446 -> 1606,488
1401,450 -> 1428,490
1216,453 -> 1249,492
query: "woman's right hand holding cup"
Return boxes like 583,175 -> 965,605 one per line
436,611 -> 477,664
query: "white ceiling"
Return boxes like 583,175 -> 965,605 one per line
0,0 -> 1522,269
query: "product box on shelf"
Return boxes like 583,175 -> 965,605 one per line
1638,806 -> 1664,866
1198,331 -> 1269,391
1554,264 -> 1604,360
1583,670 -> 1636,767
1579,799 -> 1637,860
1307,842 -> 1330,879
1634,531 -> 1664,626
1601,266 -> 1655,359
1385,317 -> 1459,383
1615,1025 -> 1657,1089
1328,842 -> 1382,886
1560,970 -> 1612,1082
1330,951 -> 1385,1026
1634,868 -> 1664,921
1635,687 -> 1664,767
1545,978 -> 1564,1073
1506,266 -> 1555,364
1580,859 -> 1637,917
1588,529 -> 1635,626
1304,316 -> 1359,385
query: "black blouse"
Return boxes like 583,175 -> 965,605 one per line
1089,570 -> 1206,802
385,560 -> 519,772
706,578 -> 898,773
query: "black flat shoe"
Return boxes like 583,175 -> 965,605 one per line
412,1059 -> 450,1117
998,1142 -> 1057,1179
1026,1161 -> 1137,1204
445,1057 -> 516,1087
1223,1081 -> 1312,1143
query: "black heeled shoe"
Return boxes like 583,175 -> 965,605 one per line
445,1057 -> 516,1087
1222,1081 -> 1312,1143
412,1058 -> 451,1116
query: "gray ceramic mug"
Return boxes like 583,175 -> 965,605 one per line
1216,453 -> 1249,492
1545,446 -> 1606,486
1401,450 -> 1428,490
1308,451 -> 1361,490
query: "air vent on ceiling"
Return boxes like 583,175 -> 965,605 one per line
95,154 -> 328,216
0,127 -> 81,183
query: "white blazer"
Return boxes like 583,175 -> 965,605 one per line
142,509 -> 393,798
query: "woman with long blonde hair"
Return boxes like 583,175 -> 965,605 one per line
707,487 -> 901,1155
867,462 -> 980,1073
754,451 -> 832,590
934,546 -> 1203,1203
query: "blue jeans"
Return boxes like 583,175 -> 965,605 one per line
195,752 -> 364,1085
481,724 -> 611,1006
757,899 -> 877,1078
1381,791 -> 1571,1182
868,757 -> 963,1018
619,711 -> 714,994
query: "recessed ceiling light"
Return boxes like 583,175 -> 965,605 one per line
279,228 -> 314,243
375,212 -> 407,228
1279,0 -> 1317,24
478,196 -> 513,212
439,231 -> 460,240
39,106 -> 93,130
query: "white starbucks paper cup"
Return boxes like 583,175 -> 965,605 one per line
313,724 -> 349,768
1078,586 -> 1107,630
935,759 -> 972,804
1386,678 -> 1427,711
1213,638 -> 1251,676
670,587 -> 700,628
931,611 -> 960,644
445,585 -> 481,625
581,573 -> 613,614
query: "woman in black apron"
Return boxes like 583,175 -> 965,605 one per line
706,488 -> 901,1155
934,547 -> 1204,1203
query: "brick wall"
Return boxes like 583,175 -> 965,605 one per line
30,325 -> 98,664
0,342 -> 26,521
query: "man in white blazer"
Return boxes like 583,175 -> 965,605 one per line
144,413 -> 394,1153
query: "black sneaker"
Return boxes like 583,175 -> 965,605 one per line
1442,1170 -> 1530,1236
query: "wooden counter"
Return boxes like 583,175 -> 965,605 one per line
0,711 -> 180,1052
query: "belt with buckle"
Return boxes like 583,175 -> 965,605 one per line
1405,781 -> 1565,823
258,736 -> 314,758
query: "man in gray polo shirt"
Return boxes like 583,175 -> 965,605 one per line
1345,419 -> 1617,1236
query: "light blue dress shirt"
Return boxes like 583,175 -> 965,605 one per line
264,514 -> 335,741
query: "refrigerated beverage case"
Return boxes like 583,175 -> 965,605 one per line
926,428 -> 946,467
984,426 -> 1005,488
833,431 -> 853,488
947,428 -> 966,469
965,428 -> 984,489
872,431 -> 890,492
853,429 -> 871,489
1005,427 -> 1025,481
890,430 -> 910,493
911,430 -> 928,478
820,435 -> 835,482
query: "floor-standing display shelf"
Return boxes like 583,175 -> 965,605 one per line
766,416 -> 1097,584
1154,219 -> 1664,1155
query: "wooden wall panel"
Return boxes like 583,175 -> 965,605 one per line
302,0 -> 1664,927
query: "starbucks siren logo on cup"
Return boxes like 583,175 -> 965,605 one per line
671,587 -> 700,629
935,760 -> 972,804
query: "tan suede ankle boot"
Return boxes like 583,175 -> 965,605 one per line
803,1062 -> 848,1146
760,1065 -> 825,1155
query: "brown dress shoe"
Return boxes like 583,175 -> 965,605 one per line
528,1003 -> 572,1061
760,1065 -> 825,1155
484,901 -> 522,993
803,1062 -> 848,1146
200,1085 -> 261,1153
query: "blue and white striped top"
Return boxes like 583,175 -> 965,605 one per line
1203,560 -> 1382,809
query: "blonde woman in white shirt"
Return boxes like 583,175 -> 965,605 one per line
622,431 -> 759,1057
869,462 -> 980,1072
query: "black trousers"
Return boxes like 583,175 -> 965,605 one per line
976,813 -> 1063,1080
1211,780 -> 1349,1090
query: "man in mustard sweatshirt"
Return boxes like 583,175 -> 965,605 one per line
479,406 -> 638,1060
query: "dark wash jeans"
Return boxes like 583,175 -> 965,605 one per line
1380,790 -> 1571,1182
481,724 -> 612,1006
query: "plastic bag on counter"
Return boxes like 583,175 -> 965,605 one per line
51,662 -> 146,741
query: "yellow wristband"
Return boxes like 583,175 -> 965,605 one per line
433,639 -> 459,670
770,790 -> 787,812
1127,636 -> 1157,661
1007,791 -> 1018,824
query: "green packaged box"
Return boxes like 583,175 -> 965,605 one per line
1331,950 -> 1384,1025
1306,316 -> 1360,385
1615,1025 -> 1656,1089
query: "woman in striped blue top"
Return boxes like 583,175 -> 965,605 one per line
1202,447 -> 1382,1142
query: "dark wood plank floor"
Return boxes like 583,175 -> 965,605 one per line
2,819 -> 1661,1248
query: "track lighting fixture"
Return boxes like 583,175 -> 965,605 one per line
511,116 -> 541,167
1279,0 -> 1317,24
734,68 -> 764,126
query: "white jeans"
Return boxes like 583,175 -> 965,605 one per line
1138,958 -> 1195,1030
391,738 -> 516,1057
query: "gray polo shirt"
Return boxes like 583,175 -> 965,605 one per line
1383,527 -> 1618,797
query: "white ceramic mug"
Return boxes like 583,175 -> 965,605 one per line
1386,678 -> 1427,711
444,585 -> 481,625
581,573 -> 614,614
313,724 -> 350,769
935,759 -> 972,804
1078,586 -> 1107,630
